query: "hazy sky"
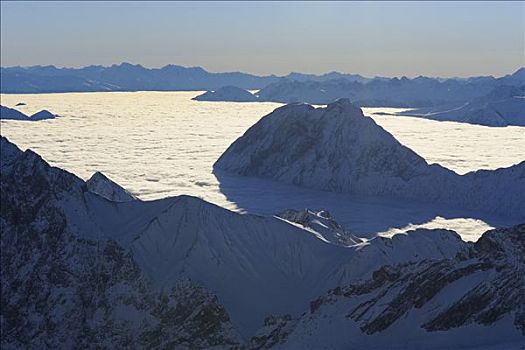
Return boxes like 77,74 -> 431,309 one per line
1,1 -> 524,77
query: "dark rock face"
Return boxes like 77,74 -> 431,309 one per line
247,314 -> 296,350
0,136 -> 240,349
355,260 -> 494,334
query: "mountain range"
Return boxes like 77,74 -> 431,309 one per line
2,135 -> 523,348
1,63 -> 523,102
254,68 -> 525,108
0,63 -> 278,93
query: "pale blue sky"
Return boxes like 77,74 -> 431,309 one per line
1,1 -> 524,77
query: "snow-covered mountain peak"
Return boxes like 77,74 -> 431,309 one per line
255,224 -> 524,349
214,103 -> 524,219
324,97 -> 364,116
214,99 -> 431,187
86,171 -> 137,202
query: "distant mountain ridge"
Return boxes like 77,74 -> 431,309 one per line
255,68 -> 525,107
0,63 -> 279,92
1,63 -> 523,98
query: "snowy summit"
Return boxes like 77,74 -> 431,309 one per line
215,99 -> 525,219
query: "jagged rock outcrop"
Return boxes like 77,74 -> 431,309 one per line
215,99 -> 525,219
253,224 -> 525,349
276,209 -> 362,246
193,86 -> 259,102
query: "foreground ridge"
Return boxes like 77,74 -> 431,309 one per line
1,136 -> 523,349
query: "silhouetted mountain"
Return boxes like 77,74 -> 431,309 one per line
0,105 -> 57,121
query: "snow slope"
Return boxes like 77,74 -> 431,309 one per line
214,99 -> 525,219
2,138 -> 466,335
1,136 -> 351,336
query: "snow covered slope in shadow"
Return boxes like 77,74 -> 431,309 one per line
1,136 -> 470,337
